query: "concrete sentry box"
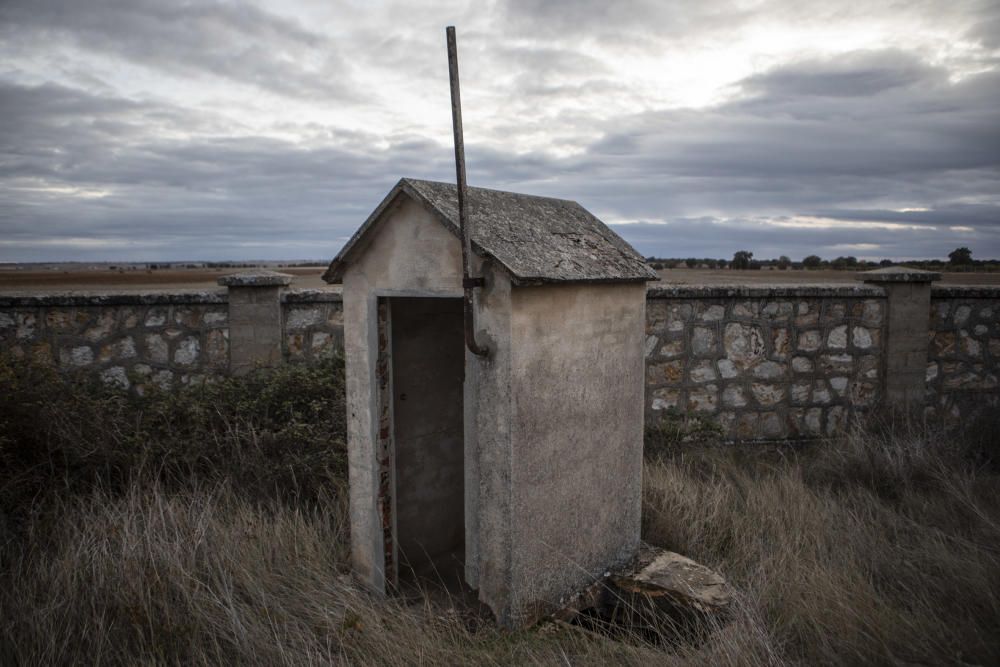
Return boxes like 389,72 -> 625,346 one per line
323,178 -> 658,626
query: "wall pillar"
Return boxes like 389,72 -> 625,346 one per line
218,270 -> 292,375
859,267 -> 940,411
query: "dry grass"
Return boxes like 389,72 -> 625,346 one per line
1,354 -> 998,664
644,418 -> 1000,665
2,482 -> 748,666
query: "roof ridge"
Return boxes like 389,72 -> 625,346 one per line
401,177 -> 582,205
324,177 -> 658,285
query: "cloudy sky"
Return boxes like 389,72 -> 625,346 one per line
1,0 -> 999,263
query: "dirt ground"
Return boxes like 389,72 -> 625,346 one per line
1,266 -> 998,293
0,267 -> 335,293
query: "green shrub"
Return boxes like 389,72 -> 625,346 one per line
644,410 -> 725,458
0,352 -> 347,523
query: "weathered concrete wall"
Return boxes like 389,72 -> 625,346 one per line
507,282 -> 646,623
927,287 -> 1000,419
465,256 -> 514,613
644,285 -> 886,439
331,190 -> 648,627
338,195 -> 466,593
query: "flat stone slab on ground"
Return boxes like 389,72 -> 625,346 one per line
551,542 -> 732,636
612,544 -> 731,615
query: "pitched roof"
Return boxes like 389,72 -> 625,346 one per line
323,178 -> 658,285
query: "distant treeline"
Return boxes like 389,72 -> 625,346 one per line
108,261 -> 329,271
646,247 -> 1000,272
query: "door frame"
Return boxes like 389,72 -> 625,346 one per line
372,290 -> 465,590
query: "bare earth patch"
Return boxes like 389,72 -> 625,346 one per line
0,266 -> 335,293
3,266 -> 998,294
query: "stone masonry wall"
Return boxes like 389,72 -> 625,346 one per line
0,292 -> 230,393
4,282 -> 1000,441
644,285 -> 886,440
927,287 -> 1000,419
282,290 -> 345,363
0,288 -> 345,393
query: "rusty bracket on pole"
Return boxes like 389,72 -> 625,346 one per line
447,25 -> 490,358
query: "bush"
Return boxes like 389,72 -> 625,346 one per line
644,410 -> 725,458
0,352 -> 347,521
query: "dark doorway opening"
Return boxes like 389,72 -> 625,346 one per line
389,297 -> 466,592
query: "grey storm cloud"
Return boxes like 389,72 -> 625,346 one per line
0,0 -> 355,101
619,216 -> 999,262
0,0 -> 998,262
502,51 -> 1000,219
502,0 -> 1000,53
0,81 -> 457,260
966,2 -> 1000,49
500,0 -> 755,43
810,204 -> 1000,229
739,50 -> 945,98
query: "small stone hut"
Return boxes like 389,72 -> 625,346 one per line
323,177 -> 658,626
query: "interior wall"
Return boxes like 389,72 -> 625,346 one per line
390,297 -> 466,578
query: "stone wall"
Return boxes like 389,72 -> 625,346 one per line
0,287 -> 345,393
282,290 -> 345,363
4,276 -> 1000,441
644,285 -> 886,440
927,287 -> 1000,419
0,292 -> 229,393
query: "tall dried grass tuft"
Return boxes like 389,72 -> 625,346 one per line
644,415 -> 1000,665
2,352 -> 998,664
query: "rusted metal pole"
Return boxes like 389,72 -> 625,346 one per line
447,26 -> 489,357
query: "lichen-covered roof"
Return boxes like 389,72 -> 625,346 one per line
323,178 -> 658,285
